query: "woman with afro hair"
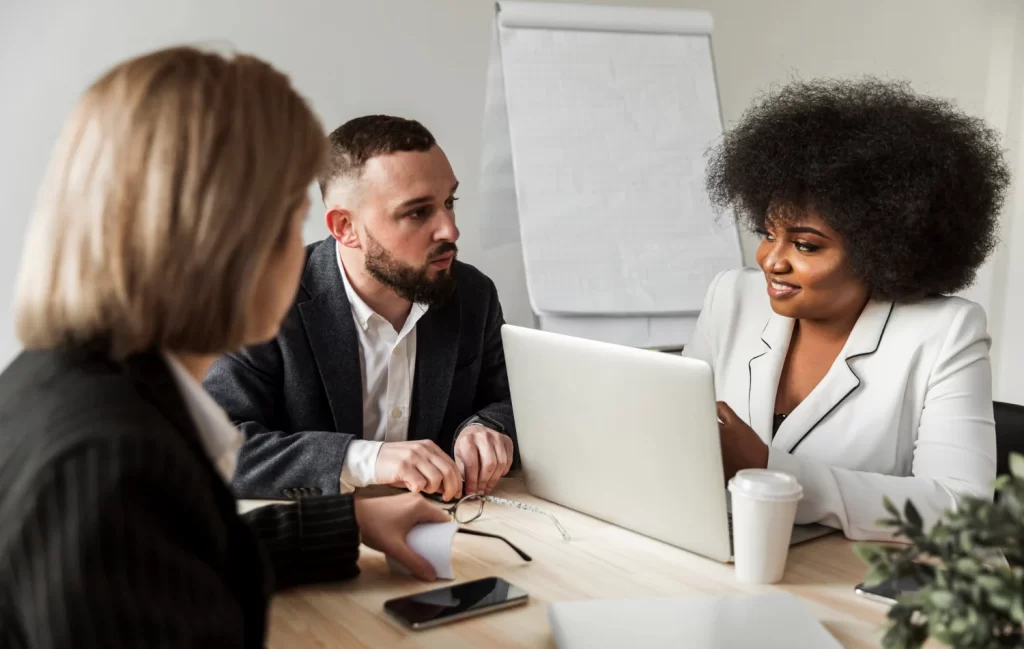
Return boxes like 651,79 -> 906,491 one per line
685,78 -> 1010,541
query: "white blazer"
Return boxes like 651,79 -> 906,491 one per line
683,268 -> 996,541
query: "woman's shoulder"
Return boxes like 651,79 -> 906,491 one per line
699,267 -> 772,323
2,348 -> 168,428
889,295 -> 989,344
895,293 -> 986,318
0,349 -> 198,492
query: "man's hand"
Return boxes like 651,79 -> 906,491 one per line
717,401 -> 769,481
454,425 -> 514,495
375,440 -> 462,501
354,493 -> 450,580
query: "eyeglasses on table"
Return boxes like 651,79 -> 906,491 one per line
434,493 -> 572,542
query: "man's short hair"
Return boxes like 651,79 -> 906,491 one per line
318,115 -> 436,199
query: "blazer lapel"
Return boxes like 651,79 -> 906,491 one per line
410,289 -> 461,441
747,313 -> 795,441
773,300 -> 895,453
124,351 -> 206,452
297,238 -> 363,437
123,350 -> 273,603
123,351 -> 242,505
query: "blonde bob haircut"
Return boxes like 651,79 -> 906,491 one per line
15,47 -> 325,358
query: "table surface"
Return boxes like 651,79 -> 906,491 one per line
240,479 -> 907,649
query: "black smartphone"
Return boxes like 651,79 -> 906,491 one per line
854,564 -> 935,605
384,577 -> 528,630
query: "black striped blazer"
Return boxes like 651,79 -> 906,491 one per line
0,346 -> 362,648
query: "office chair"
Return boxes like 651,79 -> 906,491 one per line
994,401 -> 1024,478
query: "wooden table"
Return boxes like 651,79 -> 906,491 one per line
242,479 -> 895,648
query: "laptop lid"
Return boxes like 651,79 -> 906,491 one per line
502,324 -> 732,562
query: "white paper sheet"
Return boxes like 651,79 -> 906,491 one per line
387,521 -> 459,581
549,593 -> 843,649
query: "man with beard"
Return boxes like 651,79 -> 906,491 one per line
205,116 -> 516,501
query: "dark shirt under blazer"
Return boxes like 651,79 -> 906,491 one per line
204,237 -> 517,500
0,347 -> 361,648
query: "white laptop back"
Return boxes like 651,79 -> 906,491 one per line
502,324 -> 732,562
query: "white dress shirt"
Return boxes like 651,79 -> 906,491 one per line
337,243 -> 429,492
164,353 -> 243,483
683,268 -> 996,541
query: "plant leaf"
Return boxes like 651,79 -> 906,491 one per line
895,590 -> 924,608
881,623 -> 910,649
853,544 -> 882,566
1011,596 -> 1024,623
874,454 -> 1024,649
863,567 -> 889,588
1010,452 -> 1024,480
884,496 -> 900,518
930,527 -> 952,544
959,530 -> 974,551
904,500 -> 923,531
974,574 -> 1002,592
954,557 -> 980,576
929,591 -> 956,609
988,592 -> 1012,612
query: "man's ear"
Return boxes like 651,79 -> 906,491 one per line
326,208 -> 361,250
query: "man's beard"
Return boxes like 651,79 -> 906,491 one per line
363,229 -> 457,307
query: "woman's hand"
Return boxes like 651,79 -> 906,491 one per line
354,493 -> 450,581
717,402 -> 769,481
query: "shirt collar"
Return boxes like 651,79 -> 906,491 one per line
162,353 -> 243,482
335,240 -> 429,333
337,243 -> 378,331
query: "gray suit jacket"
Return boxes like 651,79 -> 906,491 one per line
204,237 -> 517,499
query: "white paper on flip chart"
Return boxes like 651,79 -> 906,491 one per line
536,313 -> 697,351
480,16 -> 522,250
497,0 -> 714,34
480,2 -> 742,346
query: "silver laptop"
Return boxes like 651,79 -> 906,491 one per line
501,324 -> 832,562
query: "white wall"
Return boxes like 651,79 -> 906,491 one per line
0,0 -> 498,365
1,0 -> 1021,402
990,3 -> 1024,404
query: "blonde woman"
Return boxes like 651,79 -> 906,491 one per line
0,47 -> 447,648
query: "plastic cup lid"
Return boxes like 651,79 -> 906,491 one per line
727,469 -> 803,502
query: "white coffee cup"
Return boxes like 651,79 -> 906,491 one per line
727,469 -> 803,584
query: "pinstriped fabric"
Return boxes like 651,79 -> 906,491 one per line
7,435 -> 248,648
244,497 -> 360,590
0,348 -> 362,648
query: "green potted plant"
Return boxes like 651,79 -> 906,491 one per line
857,454 -> 1024,648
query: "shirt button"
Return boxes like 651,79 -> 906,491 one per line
391,408 -> 402,419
